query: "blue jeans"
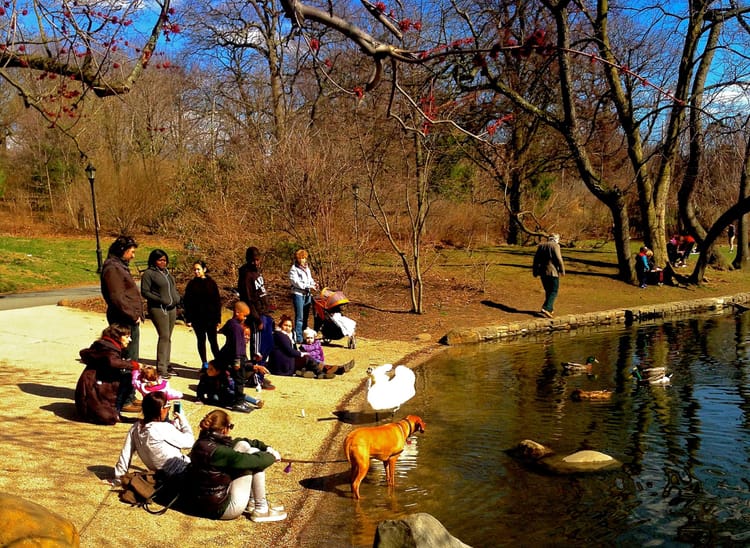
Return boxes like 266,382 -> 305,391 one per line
292,292 -> 312,343
541,276 -> 560,313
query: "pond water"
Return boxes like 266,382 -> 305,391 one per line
298,311 -> 750,547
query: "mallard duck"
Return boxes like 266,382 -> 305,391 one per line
631,366 -> 672,385
562,356 -> 599,373
570,389 -> 612,401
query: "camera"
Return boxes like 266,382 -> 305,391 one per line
173,400 -> 181,417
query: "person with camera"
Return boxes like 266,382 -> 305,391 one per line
288,248 -> 317,344
114,391 -> 193,484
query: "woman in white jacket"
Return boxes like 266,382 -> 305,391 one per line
288,249 -> 317,344
114,392 -> 193,483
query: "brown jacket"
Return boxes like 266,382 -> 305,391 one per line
101,256 -> 143,325
533,241 -> 565,278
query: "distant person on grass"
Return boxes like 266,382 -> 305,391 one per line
101,235 -> 142,362
532,233 -> 565,318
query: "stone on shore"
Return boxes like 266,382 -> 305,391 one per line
374,513 -> 471,548
0,492 -> 80,547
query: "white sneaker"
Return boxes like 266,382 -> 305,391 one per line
250,507 -> 287,522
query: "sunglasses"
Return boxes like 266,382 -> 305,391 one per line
228,423 -> 235,430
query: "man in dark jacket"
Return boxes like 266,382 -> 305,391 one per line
101,235 -> 143,361
532,233 -> 565,318
237,246 -> 274,365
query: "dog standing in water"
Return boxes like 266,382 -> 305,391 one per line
344,414 -> 426,499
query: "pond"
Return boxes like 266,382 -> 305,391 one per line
298,311 -> 750,547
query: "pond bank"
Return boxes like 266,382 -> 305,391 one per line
442,292 -> 750,345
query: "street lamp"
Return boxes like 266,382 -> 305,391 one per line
352,183 -> 360,239
85,163 -> 103,273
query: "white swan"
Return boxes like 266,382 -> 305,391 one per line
366,364 -> 416,421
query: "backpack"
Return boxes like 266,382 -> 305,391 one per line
119,470 -> 182,515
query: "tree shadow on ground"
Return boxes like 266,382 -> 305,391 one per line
19,383 -> 74,400
481,300 -> 541,317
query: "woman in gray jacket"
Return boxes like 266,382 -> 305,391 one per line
141,249 -> 181,377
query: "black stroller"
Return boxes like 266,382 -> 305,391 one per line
313,288 -> 356,349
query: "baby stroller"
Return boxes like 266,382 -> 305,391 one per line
313,288 -> 356,349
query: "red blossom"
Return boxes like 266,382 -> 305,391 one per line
310,38 -> 319,52
0,8 -> 5,16
112,62 -> 120,68
353,86 -> 364,99
21,8 -> 27,15
413,21 -> 422,31
168,7 -> 176,15
323,58 -> 332,68
374,2 -> 386,13
17,44 -> 25,52
398,19 -> 411,32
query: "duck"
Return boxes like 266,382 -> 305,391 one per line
366,363 -> 416,421
631,366 -> 672,385
570,388 -> 612,401
562,356 -> 599,374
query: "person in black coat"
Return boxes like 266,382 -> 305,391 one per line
183,260 -> 222,369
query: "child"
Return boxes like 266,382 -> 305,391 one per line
132,365 -> 183,401
196,361 -> 263,411
297,326 -> 355,378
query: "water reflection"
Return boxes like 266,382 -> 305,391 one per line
304,313 -> 750,547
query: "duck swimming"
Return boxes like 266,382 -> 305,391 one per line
562,356 -> 598,373
632,366 -> 672,385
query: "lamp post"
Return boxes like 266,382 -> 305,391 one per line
85,163 -> 103,273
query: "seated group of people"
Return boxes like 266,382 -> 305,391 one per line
114,391 -> 287,523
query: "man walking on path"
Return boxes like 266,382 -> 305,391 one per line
533,233 -> 565,318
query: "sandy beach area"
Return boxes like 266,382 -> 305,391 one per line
0,305 -> 439,547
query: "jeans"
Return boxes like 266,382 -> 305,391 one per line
149,307 -> 176,376
220,441 -> 268,520
292,292 -> 312,343
541,275 -> 560,313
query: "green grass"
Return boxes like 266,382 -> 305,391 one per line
0,236 -> 179,294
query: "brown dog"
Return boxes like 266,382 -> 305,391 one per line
344,414 -> 426,499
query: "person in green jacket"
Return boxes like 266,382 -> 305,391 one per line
185,409 -> 287,522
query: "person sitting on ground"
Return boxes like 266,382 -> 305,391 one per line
132,365 -> 183,401
197,361 -> 263,410
113,391 -> 194,484
217,302 -> 274,412
184,409 -> 287,522
644,249 -> 664,286
75,324 -> 141,425
298,327 -> 354,378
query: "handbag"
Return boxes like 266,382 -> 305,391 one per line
119,470 -> 180,515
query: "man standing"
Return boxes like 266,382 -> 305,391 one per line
101,235 -> 143,361
533,233 -> 565,318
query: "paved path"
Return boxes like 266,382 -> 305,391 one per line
0,285 -> 100,310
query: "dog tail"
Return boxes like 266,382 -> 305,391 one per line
343,433 -> 354,464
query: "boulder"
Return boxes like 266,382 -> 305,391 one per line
373,512 -> 471,548
0,492 -> 80,547
508,440 -> 621,474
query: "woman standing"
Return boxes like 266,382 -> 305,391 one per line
184,409 -> 287,522
288,248 -> 317,343
141,249 -> 181,378
114,391 -> 193,483
183,260 -> 222,370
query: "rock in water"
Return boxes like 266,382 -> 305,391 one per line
374,513 -> 471,548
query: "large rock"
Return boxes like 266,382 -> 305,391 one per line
0,492 -> 80,547
373,512 -> 471,548
508,440 -> 621,475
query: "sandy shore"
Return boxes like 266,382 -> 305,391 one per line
0,305 -> 438,547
